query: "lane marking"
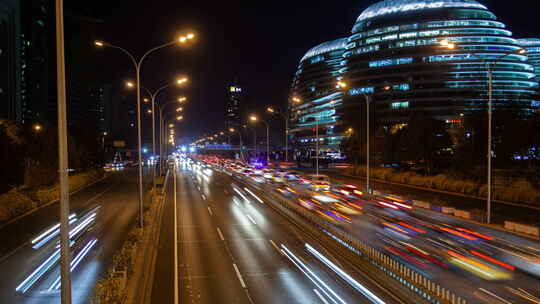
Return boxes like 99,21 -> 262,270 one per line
313,289 -> 330,304
269,240 -> 282,255
233,187 -> 250,202
243,188 -> 264,204
207,206 -> 213,216
246,214 -> 257,225
201,194 -> 206,200
216,227 -> 225,241
233,263 -> 247,289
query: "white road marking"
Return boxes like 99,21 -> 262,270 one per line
243,187 -> 264,204
216,227 -> 225,241
269,240 -> 282,255
246,214 -> 257,225
313,289 -> 330,304
233,263 -> 247,288
207,206 -> 213,216
201,194 -> 206,200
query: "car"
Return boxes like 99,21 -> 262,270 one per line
333,184 -> 364,198
308,181 -> 331,191
249,174 -> 265,183
306,174 -> 331,183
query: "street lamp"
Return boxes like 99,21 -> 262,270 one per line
176,115 -> 184,121
94,33 -> 195,229
266,106 -> 290,162
440,39 -> 527,224
250,115 -> 270,163
33,123 -> 43,132
126,77 -> 189,186
176,107 -> 183,112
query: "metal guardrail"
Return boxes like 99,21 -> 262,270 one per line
232,174 -> 468,304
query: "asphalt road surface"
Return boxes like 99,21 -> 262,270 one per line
0,166 -> 151,304
150,162 -> 403,304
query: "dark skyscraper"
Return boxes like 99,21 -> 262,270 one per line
225,82 -> 243,130
19,0 -> 53,125
0,0 -> 20,122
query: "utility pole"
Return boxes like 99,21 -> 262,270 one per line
55,0 -> 72,302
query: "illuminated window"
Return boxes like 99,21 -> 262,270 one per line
393,83 -> 410,91
369,57 -> 413,68
391,102 -> 409,110
349,87 -> 374,95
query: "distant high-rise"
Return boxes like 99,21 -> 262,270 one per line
0,0 -> 20,122
87,84 -> 112,134
225,82 -> 243,130
19,0 -> 53,125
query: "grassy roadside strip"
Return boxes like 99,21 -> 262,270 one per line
344,166 -> 540,208
91,174 -> 168,304
0,169 -> 106,227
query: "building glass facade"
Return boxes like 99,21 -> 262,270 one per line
289,38 -> 347,158
344,0 -> 538,122
518,39 -> 540,83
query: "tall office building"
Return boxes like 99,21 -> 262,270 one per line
345,0 -> 538,123
225,82 -> 243,130
518,39 -> 540,83
88,84 -> 112,134
289,38 -> 347,157
289,0 -> 539,157
19,0 -> 53,125
0,0 -> 20,122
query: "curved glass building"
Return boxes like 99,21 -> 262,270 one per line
289,38 -> 347,158
344,0 -> 538,123
518,39 -> 540,83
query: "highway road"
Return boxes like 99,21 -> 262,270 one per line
0,166 -> 151,304
185,156 -> 540,304
150,162 -> 407,304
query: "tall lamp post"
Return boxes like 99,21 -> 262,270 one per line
127,78 -> 188,184
250,115 -> 270,164
94,32 -> 194,228
440,39 -> 526,224
266,106 -> 289,162
55,0 -> 72,302
158,97 -> 187,174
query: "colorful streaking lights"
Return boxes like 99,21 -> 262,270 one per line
31,213 -> 77,249
280,244 -> 347,304
306,244 -> 386,304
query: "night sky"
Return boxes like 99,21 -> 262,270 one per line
67,0 -> 539,141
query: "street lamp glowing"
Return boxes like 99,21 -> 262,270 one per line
176,107 -> 183,112
177,77 -> 188,84
187,33 -> 195,39
249,115 -> 258,122
220,132 -> 224,135
267,107 -> 275,113
179,36 -> 187,43
336,81 -> 347,89
94,41 -> 104,47
169,124 -> 174,128
229,128 -> 235,133
292,97 -> 301,103
126,81 -> 135,88
33,124 -> 42,132
346,128 -> 353,134
518,48 -> 527,55
178,96 -> 187,102
147,109 -> 152,114
103,131 -> 108,136
176,115 -> 183,121
143,98 -> 149,103
440,39 -> 455,49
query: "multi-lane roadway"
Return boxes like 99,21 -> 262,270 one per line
0,167 -> 151,304
150,161 -> 409,304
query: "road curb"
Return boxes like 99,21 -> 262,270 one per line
125,171 -> 169,304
